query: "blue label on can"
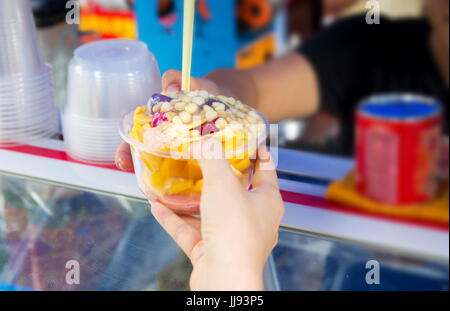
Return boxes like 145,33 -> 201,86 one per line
360,94 -> 441,120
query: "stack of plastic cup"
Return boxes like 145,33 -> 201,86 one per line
62,39 -> 161,165
0,0 -> 58,147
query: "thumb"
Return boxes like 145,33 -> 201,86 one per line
162,69 -> 182,93
191,138 -> 237,186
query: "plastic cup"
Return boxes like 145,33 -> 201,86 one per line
0,0 -> 43,76
0,1 -> 57,147
64,39 -> 161,119
0,107 -> 57,126
119,108 -> 269,214
0,129 -> 55,147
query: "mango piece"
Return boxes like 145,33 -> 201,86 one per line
134,106 -> 147,116
134,114 -> 153,127
159,158 -> 187,178
130,125 -> 141,141
234,158 -> 251,172
141,152 -> 162,172
231,166 -> 243,177
150,171 -> 167,191
186,160 -> 202,180
167,179 -> 194,195
192,179 -> 203,193
223,131 -> 247,151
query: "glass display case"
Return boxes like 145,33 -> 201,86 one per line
0,139 -> 448,291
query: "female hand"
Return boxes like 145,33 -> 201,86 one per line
151,140 -> 284,291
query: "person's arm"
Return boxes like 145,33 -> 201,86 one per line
162,52 -> 320,123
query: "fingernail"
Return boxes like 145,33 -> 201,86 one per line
115,159 -> 124,170
165,83 -> 180,93
258,147 -> 271,160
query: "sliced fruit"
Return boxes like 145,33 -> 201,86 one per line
192,179 -> 203,193
134,114 -> 153,126
149,171 -> 167,191
233,158 -> 251,172
159,158 -> 187,178
186,160 -> 202,180
223,131 -> 247,151
231,166 -> 243,177
134,106 -> 147,116
141,152 -> 162,172
167,179 -> 194,195
196,121 -> 219,136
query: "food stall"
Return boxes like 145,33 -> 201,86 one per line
0,0 -> 448,292
0,138 -> 447,290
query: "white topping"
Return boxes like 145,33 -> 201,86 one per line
179,111 -> 192,124
222,126 -> 235,139
248,110 -> 259,119
212,102 -> 226,111
174,102 -> 186,111
215,118 -> 227,130
246,115 -> 256,123
185,103 -> 199,114
165,112 -> 176,121
227,97 -> 236,105
205,109 -> 218,122
152,104 -> 161,113
199,90 -> 209,98
172,116 -> 182,124
160,102 -> 173,112
192,96 -> 205,105
191,129 -> 200,137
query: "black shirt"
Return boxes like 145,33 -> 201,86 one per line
299,15 -> 449,155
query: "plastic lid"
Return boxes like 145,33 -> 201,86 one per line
73,39 -> 152,73
360,94 -> 442,120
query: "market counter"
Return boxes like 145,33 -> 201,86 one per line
0,139 -> 448,290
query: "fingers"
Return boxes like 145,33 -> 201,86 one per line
162,69 -> 202,93
252,147 -> 279,192
180,215 -> 201,231
192,138 -> 237,187
162,70 -> 182,93
151,202 -> 202,262
115,142 -> 134,171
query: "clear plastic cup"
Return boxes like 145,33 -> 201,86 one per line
0,0 -> 57,147
0,88 -> 53,107
64,39 -> 161,119
119,108 -> 269,214
0,127 -> 56,147
0,65 -> 51,88
0,0 -> 43,76
0,106 -> 56,125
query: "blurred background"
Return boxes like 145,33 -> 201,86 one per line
30,0 -> 426,156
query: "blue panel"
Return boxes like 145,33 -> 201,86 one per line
135,0 -> 237,77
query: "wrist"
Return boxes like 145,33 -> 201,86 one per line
193,264 -> 264,291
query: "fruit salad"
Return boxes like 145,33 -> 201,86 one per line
121,90 -> 267,214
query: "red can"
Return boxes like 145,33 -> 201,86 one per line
356,94 -> 443,205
